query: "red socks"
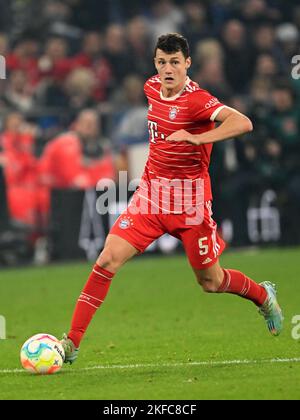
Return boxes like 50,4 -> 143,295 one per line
68,265 -> 114,348
218,269 -> 267,307
67,264 -> 267,348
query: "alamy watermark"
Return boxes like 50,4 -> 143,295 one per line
0,315 -> 6,339
291,55 -> 300,80
95,171 -> 205,226
291,315 -> 300,341
0,55 -> 6,80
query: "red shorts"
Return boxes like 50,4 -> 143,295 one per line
110,196 -> 226,270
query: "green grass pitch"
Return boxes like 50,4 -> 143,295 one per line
0,247 -> 300,400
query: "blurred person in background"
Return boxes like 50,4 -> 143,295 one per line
254,53 -> 280,81
276,23 -> 299,70
0,33 -> 8,56
111,74 -> 149,177
64,67 -> 97,116
147,0 -> 185,45
72,31 -> 113,101
2,69 -> 35,113
6,35 -> 40,88
38,36 -> 70,81
267,82 -> 300,157
39,109 -> 115,191
265,82 -> 300,244
251,24 -> 286,73
238,0 -> 280,27
103,24 -> 134,83
193,39 -> 231,100
37,65 -> 98,118
126,16 -> 153,79
221,19 -> 255,93
180,0 -> 210,52
0,112 -> 48,229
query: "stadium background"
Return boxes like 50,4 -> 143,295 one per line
0,0 -> 300,265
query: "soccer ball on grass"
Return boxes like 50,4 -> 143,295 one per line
20,333 -> 65,374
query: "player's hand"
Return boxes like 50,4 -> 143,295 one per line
166,129 -> 198,145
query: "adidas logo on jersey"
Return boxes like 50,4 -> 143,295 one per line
203,257 -> 212,264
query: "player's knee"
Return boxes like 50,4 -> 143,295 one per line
197,274 -> 222,293
200,280 -> 220,293
96,247 -> 122,273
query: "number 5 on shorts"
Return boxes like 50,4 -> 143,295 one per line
198,237 -> 209,255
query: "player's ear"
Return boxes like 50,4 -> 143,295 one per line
186,57 -> 192,70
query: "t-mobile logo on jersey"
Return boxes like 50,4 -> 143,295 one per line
0,315 -> 6,339
291,55 -> 300,80
291,315 -> 300,340
0,55 -> 6,79
148,120 -> 166,143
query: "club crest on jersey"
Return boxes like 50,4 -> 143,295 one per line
169,107 -> 178,120
119,217 -> 134,230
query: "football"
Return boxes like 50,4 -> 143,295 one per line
20,333 -> 65,374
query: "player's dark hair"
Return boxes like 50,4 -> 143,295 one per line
155,33 -> 190,59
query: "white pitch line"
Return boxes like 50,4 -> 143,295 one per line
1,358 -> 300,374
82,358 -> 300,372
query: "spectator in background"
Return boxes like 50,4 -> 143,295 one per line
72,31 -> 113,101
249,77 -> 272,139
193,39 -> 231,100
126,16 -> 153,79
276,23 -> 299,66
252,24 -> 286,73
254,53 -> 280,81
111,75 -> 148,177
35,37 -> 72,109
194,59 -> 231,102
221,19 -> 255,93
0,33 -> 8,56
147,0 -> 185,45
0,112 -> 48,228
6,35 -> 40,88
103,24 -> 134,82
39,109 -> 115,191
193,38 -> 224,69
238,0 -> 280,27
38,65 -> 98,117
64,68 -> 97,116
267,83 -> 300,159
3,69 -> 35,113
38,36 -> 70,81
180,1 -> 210,52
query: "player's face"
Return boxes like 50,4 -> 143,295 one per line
154,49 -> 191,97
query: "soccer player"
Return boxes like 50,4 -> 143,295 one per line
61,34 -> 283,363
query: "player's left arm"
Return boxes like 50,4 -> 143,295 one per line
166,107 -> 253,145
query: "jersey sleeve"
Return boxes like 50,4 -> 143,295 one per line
144,82 -> 148,98
188,90 -> 226,122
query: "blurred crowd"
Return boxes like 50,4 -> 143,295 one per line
0,0 -> 300,262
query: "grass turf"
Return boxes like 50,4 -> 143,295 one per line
0,247 -> 299,400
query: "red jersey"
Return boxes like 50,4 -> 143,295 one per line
137,75 -> 226,214
39,132 -> 115,189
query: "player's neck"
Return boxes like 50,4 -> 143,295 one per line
160,78 -> 188,100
